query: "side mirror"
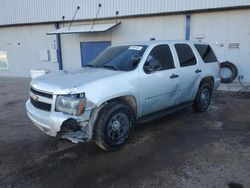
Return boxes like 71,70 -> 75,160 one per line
144,59 -> 161,74
131,54 -> 141,66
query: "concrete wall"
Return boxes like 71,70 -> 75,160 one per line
0,24 -> 58,77
191,9 -> 250,82
0,9 -> 249,82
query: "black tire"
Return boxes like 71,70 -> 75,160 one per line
93,101 -> 135,151
193,83 -> 212,112
220,61 -> 238,83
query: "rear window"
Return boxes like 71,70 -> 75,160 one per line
194,44 -> 217,63
175,44 -> 197,67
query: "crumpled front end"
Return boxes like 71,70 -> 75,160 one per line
26,87 -> 99,143
56,107 -> 101,143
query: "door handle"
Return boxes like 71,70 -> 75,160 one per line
170,74 -> 179,79
195,69 -> 202,73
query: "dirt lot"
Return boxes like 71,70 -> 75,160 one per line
0,77 -> 250,188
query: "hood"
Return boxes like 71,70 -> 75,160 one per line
30,68 -> 122,94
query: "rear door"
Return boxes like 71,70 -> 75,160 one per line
194,44 -> 220,80
174,43 -> 201,103
139,44 -> 181,116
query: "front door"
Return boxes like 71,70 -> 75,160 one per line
139,44 -> 181,116
80,41 -> 111,66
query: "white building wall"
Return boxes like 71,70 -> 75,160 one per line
111,15 -> 185,43
0,25 -> 58,77
61,28 -> 113,70
60,15 -> 185,70
191,9 -> 250,82
0,9 -> 250,82
60,33 -> 81,70
1,0 -> 250,26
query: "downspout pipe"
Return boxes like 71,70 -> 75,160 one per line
185,14 -> 191,40
55,23 -> 63,70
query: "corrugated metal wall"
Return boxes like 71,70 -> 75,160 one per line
0,0 -> 250,26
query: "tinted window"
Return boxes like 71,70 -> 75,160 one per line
146,45 -> 175,70
175,44 -> 197,67
90,45 -> 147,71
194,44 -> 217,63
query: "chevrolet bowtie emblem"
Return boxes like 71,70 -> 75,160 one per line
31,95 -> 39,101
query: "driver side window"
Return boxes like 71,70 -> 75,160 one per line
144,44 -> 175,73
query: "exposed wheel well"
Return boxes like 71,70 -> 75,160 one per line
200,76 -> 214,90
105,96 -> 137,117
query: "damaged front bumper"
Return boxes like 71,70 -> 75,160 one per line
26,100 -> 95,143
57,118 -> 91,143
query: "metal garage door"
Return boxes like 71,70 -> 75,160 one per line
80,41 -> 111,66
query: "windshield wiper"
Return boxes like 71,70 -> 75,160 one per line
83,64 -> 95,68
102,64 -> 120,71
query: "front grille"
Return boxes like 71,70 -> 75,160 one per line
30,97 -> 51,111
30,87 -> 53,99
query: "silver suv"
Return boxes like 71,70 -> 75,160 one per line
26,40 -> 220,151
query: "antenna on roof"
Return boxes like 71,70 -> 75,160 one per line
68,6 -> 80,31
91,3 -> 102,30
62,16 -> 65,27
115,11 -> 119,23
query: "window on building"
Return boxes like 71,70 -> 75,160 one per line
175,44 -> 197,67
194,44 -> 218,63
145,44 -> 175,71
0,51 -> 8,69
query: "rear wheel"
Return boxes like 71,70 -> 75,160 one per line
193,83 -> 212,112
94,101 -> 135,151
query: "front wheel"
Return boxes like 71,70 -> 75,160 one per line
93,101 -> 135,151
193,83 -> 212,112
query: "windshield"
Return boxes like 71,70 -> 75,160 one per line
86,45 -> 147,71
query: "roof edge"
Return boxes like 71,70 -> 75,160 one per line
0,5 -> 250,28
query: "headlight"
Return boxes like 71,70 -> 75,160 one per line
55,93 -> 86,116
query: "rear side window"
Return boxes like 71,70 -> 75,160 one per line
194,44 -> 217,63
175,44 -> 197,67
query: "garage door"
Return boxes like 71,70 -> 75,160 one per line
80,41 -> 111,66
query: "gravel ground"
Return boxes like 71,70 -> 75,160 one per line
0,77 -> 249,188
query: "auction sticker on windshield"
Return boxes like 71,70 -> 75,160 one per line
128,46 -> 143,51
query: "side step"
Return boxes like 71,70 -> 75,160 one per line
137,102 -> 193,124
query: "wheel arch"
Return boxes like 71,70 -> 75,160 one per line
193,76 -> 215,101
96,95 -> 139,118
193,76 -> 214,112
199,76 -> 215,90
92,95 -> 137,151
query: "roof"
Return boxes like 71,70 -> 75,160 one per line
112,40 -> 208,47
1,0 -> 250,26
